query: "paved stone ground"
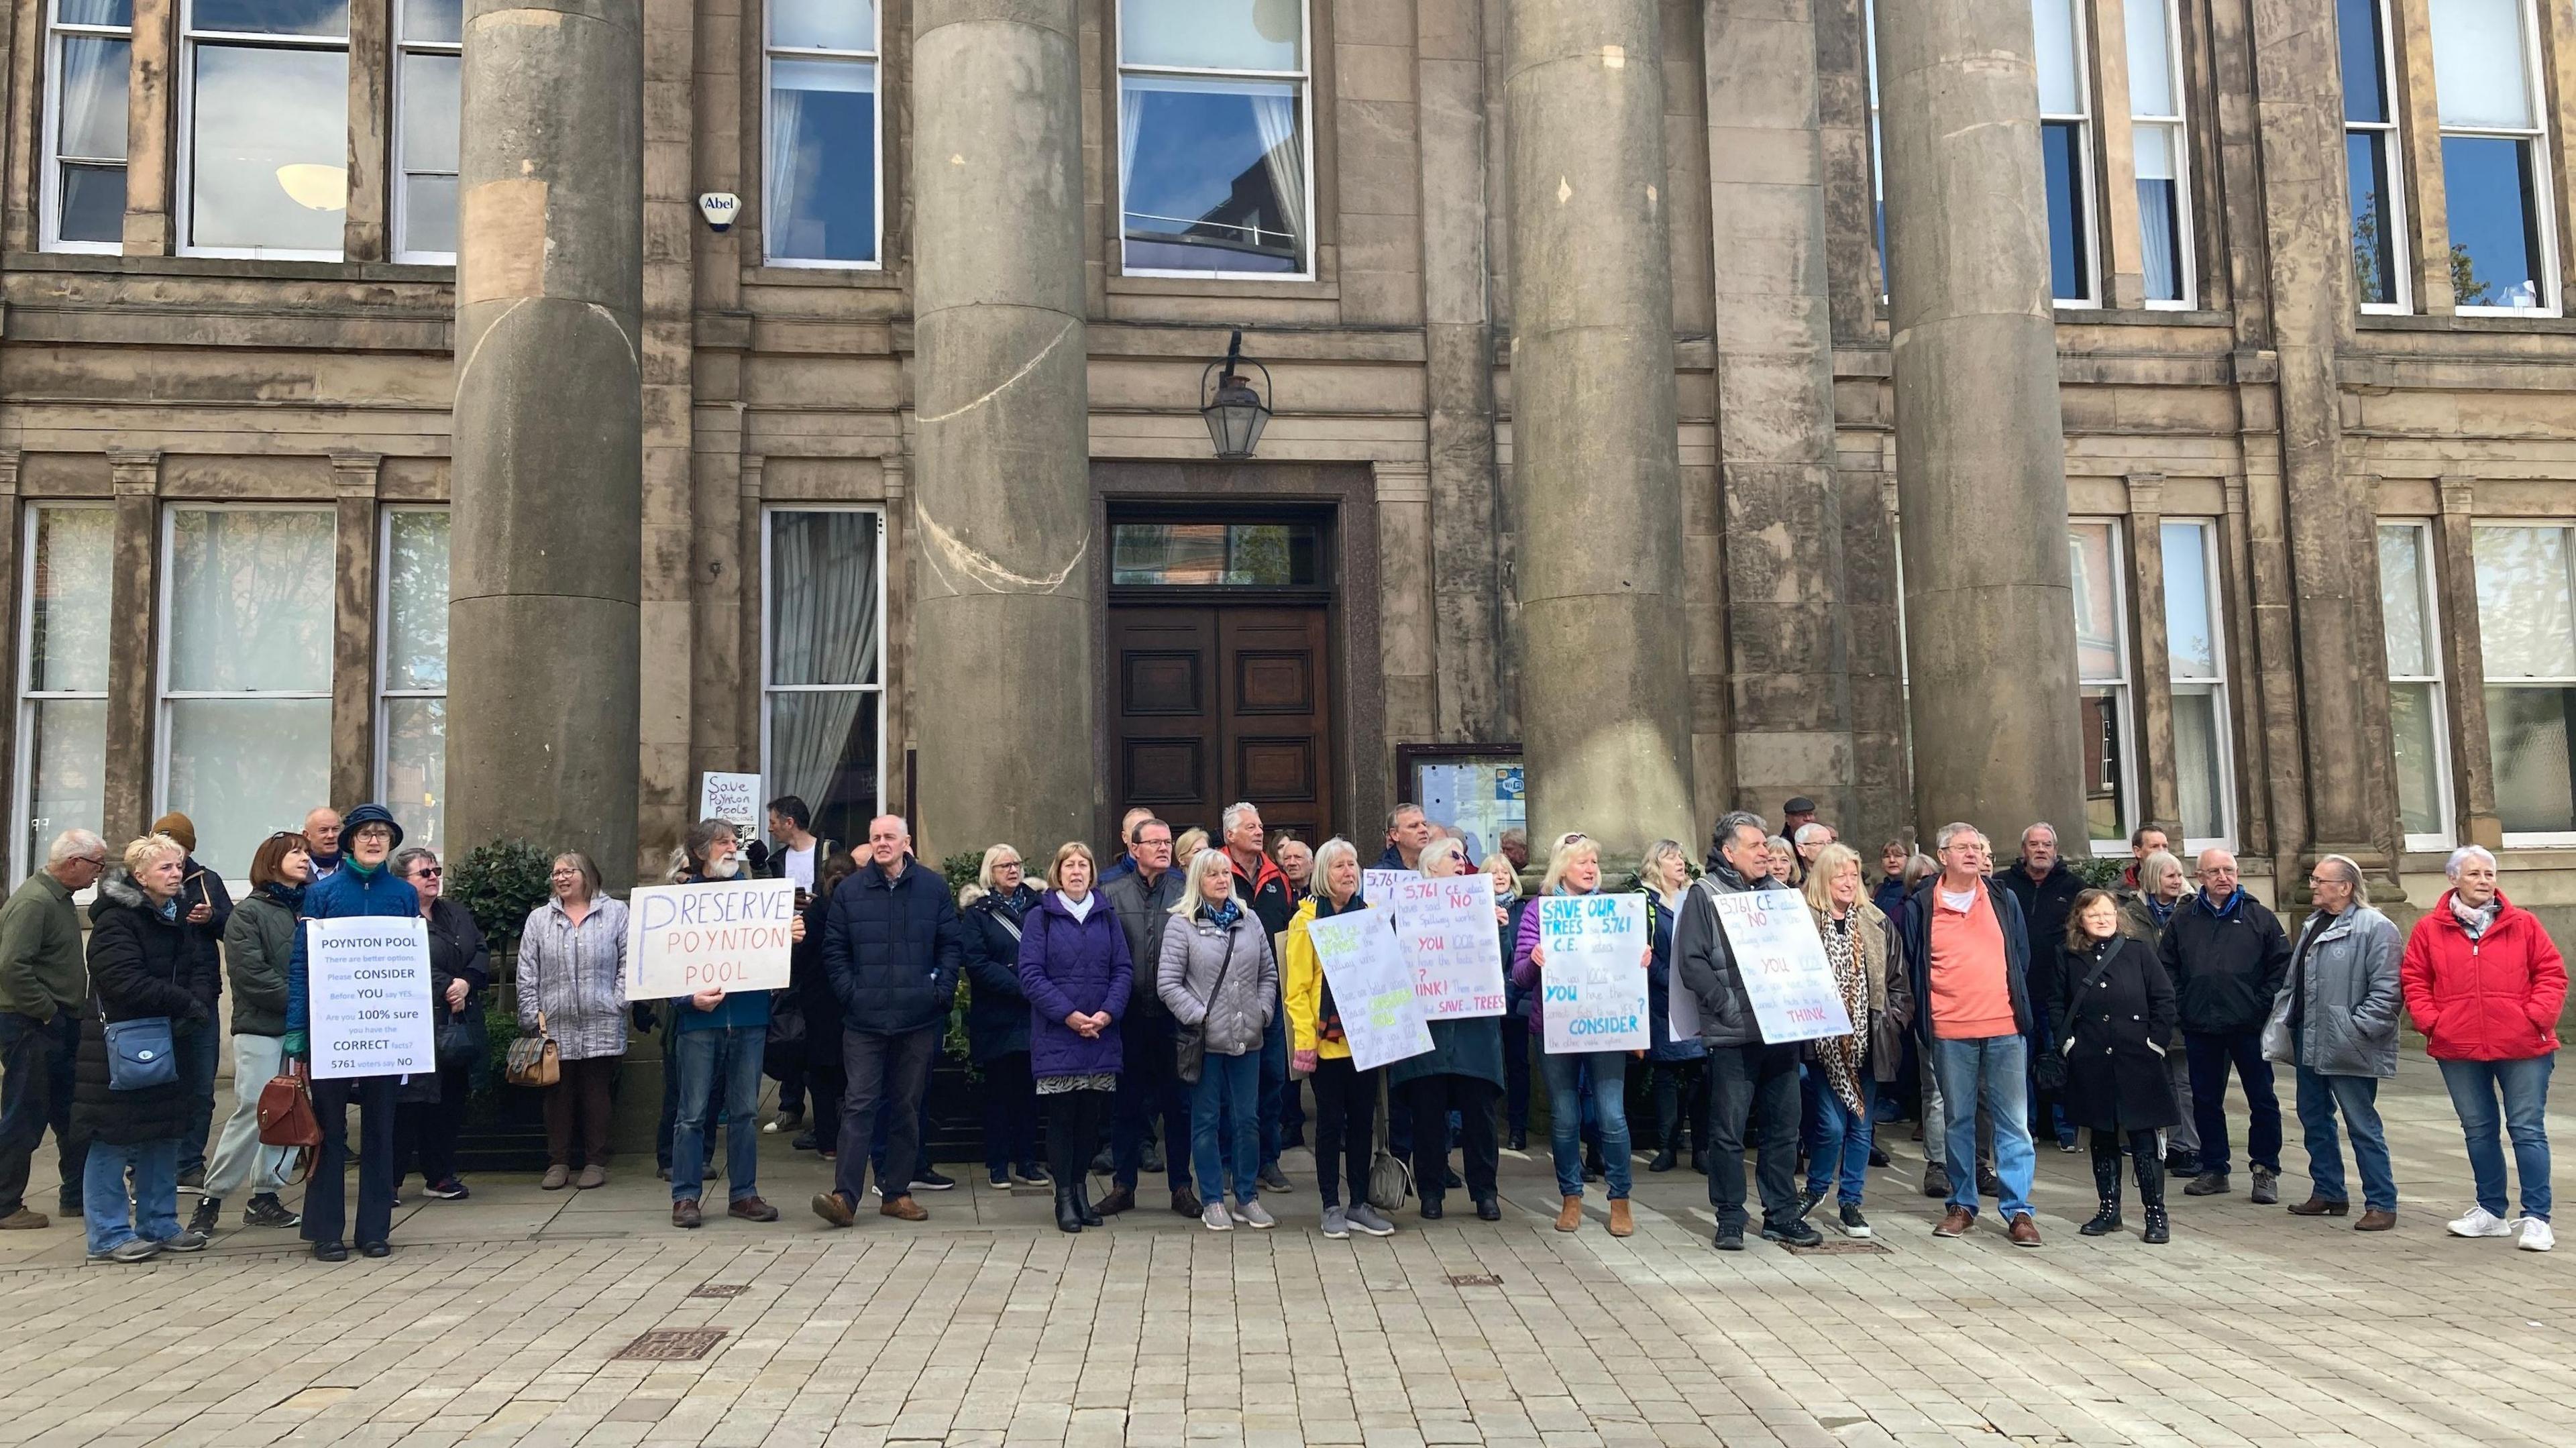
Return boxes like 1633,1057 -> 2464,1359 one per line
1,1056 -> 2570,1447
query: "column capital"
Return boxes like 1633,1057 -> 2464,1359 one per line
331,451 -> 385,499
2439,472 -> 2476,516
0,450 -> 25,498
1372,459 -> 1431,503
107,450 -> 163,494
2222,474 -> 2249,517
2122,471 -> 2165,518
879,453 -> 906,502
739,456 -> 765,503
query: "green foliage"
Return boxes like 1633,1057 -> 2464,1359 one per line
2450,241 -> 2491,307
941,850 -> 984,897
2069,856 -> 2128,890
448,839 -> 557,954
471,1005 -> 521,1108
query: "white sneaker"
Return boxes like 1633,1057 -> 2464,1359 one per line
2449,1206 -> 2516,1238
2519,1217 -> 2555,1252
1232,1198 -> 1276,1229
1200,1201 -> 1233,1231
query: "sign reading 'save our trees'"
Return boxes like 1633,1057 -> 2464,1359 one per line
307,917 -> 435,1080
1710,889 -> 1854,1044
1538,893 -> 1648,1053
625,879 -> 798,999
1389,873 -> 1505,1018
1304,909 -> 1432,1072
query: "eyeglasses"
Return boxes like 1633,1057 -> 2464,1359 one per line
413,867 -> 443,880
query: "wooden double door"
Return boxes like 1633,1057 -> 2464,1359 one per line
1109,604 -> 1334,845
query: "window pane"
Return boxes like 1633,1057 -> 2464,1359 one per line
2347,131 -> 2398,304
59,35 -> 129,160
384,510 -> 448,691
29,507 -> 113,693
2082,686 -> 2131,842
767,690 -> 878,853
2031,0 -> 2082,114
2042,120 -> 2089,300
2377,524 -> 2431,676
166,508 -> 335,693
189,0 -> 347,36
400,51 -> 458,174
58,162 -> 124,243
767,58 -> 877,264
2161,522 -> 2217,677
1122,77 -> 1305,274
769,0 -> 875,52
769,511 -> 879,686
2390,680 -> 2446,837
1111,522 -> 1320,586
2475,525 -> 2576,677
2442,135 -> 2545,309
190,44 -> 348,251
2126,0 -> 2175,116
1122,0 -> 1303,71
2137,125 -> 2184,302
402,173 -> 455,256
2172,687 -> 2225,840
164,696 -> 331,881
23,699 -> 107,877
58,0 -> 134,25
400,0 -> 458,42
2337,0 -> 2389,124
2068,522 -> 2124,679
383,695 -> 445,855
2488,686 -> 2576,833
2430,0 -> 2532,129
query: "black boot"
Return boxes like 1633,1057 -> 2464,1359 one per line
1073,1179 -> 1103,1227
1055,1185 -> 1083,1234
2136,1145 -> 2169,1243
2080,1146 -> 2123,1236
1648,1146 -> 1678,1173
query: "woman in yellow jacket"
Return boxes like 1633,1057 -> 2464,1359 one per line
1285,837 -> 1399,1239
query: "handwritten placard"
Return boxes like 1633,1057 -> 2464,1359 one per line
307,917 -> 435,1080
625,879 -> 798,999
1711,891 -> 1854,1044
697,771 -> 762,833
1362,868 -> 1414,909
1537,894 -> 1648,1053
1391,874 -> 1505,1017
1304,909 -> 1432,1072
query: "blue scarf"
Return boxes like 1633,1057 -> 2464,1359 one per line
2147,896 -> 2176,928
1203,899 -> 1242,930
2197,888 -> 2245,921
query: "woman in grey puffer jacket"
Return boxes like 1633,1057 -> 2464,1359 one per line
1158,850 -> 1279,1231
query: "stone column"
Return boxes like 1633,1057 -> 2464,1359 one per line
1873,0 -> 2086,848
121,0 -> 174,255
329,453 -> 383,811
1502,0 -> 1695,860
2435,476 -> 2500,848
908,0 -> 1090,859
103,451 -> 162,844
446,0 -> 642,881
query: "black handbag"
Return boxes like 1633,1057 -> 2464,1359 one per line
435,996 -> 484,1068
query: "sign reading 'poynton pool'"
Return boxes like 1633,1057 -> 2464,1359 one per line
625,879 -> 798,999
307,916 -> 435,1080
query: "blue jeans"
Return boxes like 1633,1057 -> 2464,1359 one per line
83,1137 -> 180,1256
2295,1068 -> 2396,1212
2439,1054 -> 2554,1221
1540,1049 -> 1629,1200
1933,1034 -> 2035,1219
1189,1049 -> 1263,1206
1807,1074 -> 1876,1206
672,1025 -> 766,1204
2184,1029 -> 2281,1175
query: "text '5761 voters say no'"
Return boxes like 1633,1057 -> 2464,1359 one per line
306,916 -> 435,1080
626,879 -> 798,999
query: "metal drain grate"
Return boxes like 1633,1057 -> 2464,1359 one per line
1785,1238 -> 1890,1256
688,1283 -> 749,1299
612,1328 -> 728,1361
1446,1272 -> 1504,1288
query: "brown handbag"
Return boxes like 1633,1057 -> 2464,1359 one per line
256,1057 -> 323,1188
506,1011 -> 561,1088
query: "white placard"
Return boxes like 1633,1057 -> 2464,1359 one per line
1305,909 -> 1433,1072
1391,874 -> 1506,1017
306,916 -> 435,1080
1538,894 -> 1649,1054
1665,894 -> 1702,1040
698,771 -> 763,832
1712,890 -> 1856,1044
1362,868 -> 1414,909
625,879 -> 798,1000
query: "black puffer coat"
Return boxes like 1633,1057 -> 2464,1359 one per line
962,884 -> 1040,1062
72,873 -> 214,1146
2051,935 -> 2181,1132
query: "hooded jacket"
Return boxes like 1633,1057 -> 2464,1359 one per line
221,883 -> 302,1039
72,872 -> 210,1145
961,883 -> 1041,1062
1900,875 -> 2045,1048
1671,863 -> 1768,1050
1283,892 -> 1362,1062
1017,889 -> 1132,1079
2402,889 -> 2567,1062
1994,857 -> 2083,1017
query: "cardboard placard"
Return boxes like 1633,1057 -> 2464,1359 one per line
1537,894 -> 1648,1054
625,879 -> 798,999
1391,873 -> 1506,1017
1304,909 -> 1433,1072
306,917 -> 436,1080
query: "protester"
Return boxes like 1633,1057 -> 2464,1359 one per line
1100,816 -> 1194,1217
961,844 -> 1046,1192
1902,822 -> 2053,1246
1764,836 -> 1799,887
1219,801 -> 1294,1193
760,795 -> 834,1133
1159,849 -> 1278,1231
1781,797 -> 1818,836
1018,842 -> 1129,1233
193,831 -> 305,1235
1801,842 -> 1911,1239
790,852 -> 858,1158
2161,847 -> 2290,1203
1515,832 -> 1643,1237
667,818 -> 795,1230
1996,822 -> 2082,1152
388,846 -> 490,1207
1894,848 -> 1968,1197
1792,822 -> 1835,877
74,834 -> 211,1263
1286,839 -> 1397,1239
303,806 -> 344,878
517,851 -> 630,1190
1173,828 -> 1210,876
1487,851 -> 1532,1152
1389,837 -> 1505,1222
2053,888 -> 2178,1242
814,815 -> 960,1227
1499,828 -> 1530,873
2265,855 -> 2401,1230
1274,836 -> 1314,905
657,819 -> 741,1178
1637,840 -> 1705,1174
145,812 -> 229,1188
1872,841 -> 1910,919
2404,845 -> 2565,1251
1099,806 -> 1157,887
2118,849 -> 2198,1172
0,828 -> 103,1231
2121,824 -> 2172,893
1377,804 -> 1430,871
1675,814 -> 1808,1247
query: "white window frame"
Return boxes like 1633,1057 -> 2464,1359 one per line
1866,0 -> 1888,303
1113,0 -> 1316,282
392,3 -> 459,264
176,0 -> 348,261
40,0 -> 130,255
152,502 -> 337,830
2432,0 -> 2561,316
2380,520 -> 2456,852
2037,0 -> 2101,309
2127,0 -> 2196,309
13,502 -> 113,885
2072,518 -> 2140,855
759,504 -> 888,831
374,505 -> 447,836
2475,520 -> 2576,847
761,0 -> 882,270
2347,0 -> 2413,313
2161,518 -> 2235,852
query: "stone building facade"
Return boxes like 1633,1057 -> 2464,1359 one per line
3,0 -> 2575,951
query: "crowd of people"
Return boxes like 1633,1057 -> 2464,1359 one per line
0,792 -> 2560,1262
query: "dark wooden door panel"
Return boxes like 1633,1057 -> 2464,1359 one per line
1220,608 -> 1332,846
1109,602 -> 1334,847
1111,609 -> 1218,832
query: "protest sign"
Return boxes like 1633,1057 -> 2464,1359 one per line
1304,909 -> 1432,1072
626,879 -> 798,999
307,916 -> 435,1080
697,771 -> 762,832
1538,894 -> 1648,1053
1391,873 -> 1505,1017
1711,890 -> 1854,1044
1362,868 -> 1413,909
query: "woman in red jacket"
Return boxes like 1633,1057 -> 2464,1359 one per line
2401,845 -> 2567,1251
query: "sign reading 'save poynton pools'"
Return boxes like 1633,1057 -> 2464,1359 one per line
307,917 -> 436,1080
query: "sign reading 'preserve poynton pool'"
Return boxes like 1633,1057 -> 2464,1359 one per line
306,917 -> 435,1080
1538,894 -> 1648,1054
625,879 -> 798,999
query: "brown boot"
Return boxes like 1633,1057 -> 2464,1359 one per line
1933,1205 -> 1975,1238
880,1194 -> 928,1222
0,1207 -> 50,1230
672,1199 -> 702,1229
1554,1195 -> 1583,1233
2355,1208 -> 2398,1231
1607,1199 -> 1635,1237
2287,1196 -> 2349,1217
729,1196 -> 780,1222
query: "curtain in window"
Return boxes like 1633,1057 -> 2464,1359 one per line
1119,82 -> 1145,224
769,514 -> 877,818
1249,87 -> 1303,260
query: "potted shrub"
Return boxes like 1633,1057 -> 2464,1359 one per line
447,839 -> 559,1171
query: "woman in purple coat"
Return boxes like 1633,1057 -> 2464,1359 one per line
1018,841 -> 1134,1233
